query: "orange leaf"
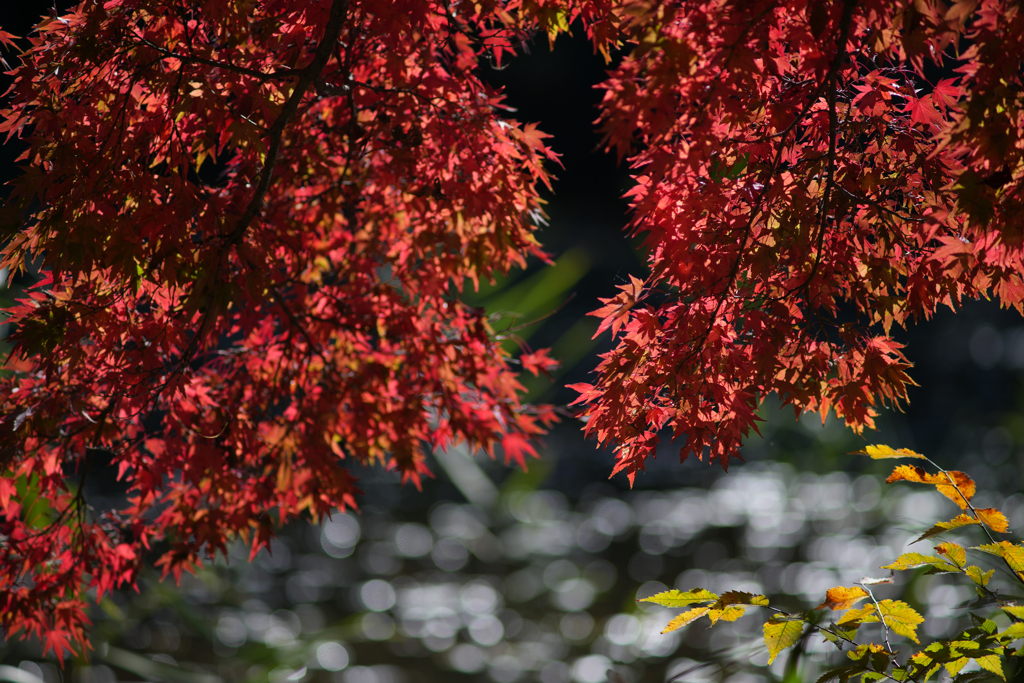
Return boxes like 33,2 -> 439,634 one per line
816,586 -> 870,611
886,465 -> 975,509
974,508 -> 1009,533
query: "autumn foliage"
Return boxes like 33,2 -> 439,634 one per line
644,447 -> 1024,683
0,0 -> 560,655
0,0 -> 1023,659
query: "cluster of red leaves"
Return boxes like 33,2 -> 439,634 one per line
0,0 -> 560,655
569,0 -> 1024,482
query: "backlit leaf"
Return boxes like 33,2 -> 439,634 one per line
838,604 -> 879,625
886,466 -> 976,509
877,600 -> 924,643
915,514 -> 982,543
708,605 -> 746,624
817,586 -> 870,611
974,654 -> 1004,680
764,617 -> 804,664
662,607 -> 710,633
936,542 -> 967,567
641,588 -> 718,607
883,552 -> 946,571
858,445 -> 927,460
1001,606 -> 1024,621
976,542 -> 1024,572
966,566 -> 995,586
975,508 -> 1009,533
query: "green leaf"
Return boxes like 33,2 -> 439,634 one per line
764,616 -> 804,664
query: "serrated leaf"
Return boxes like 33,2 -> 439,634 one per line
877,600 -> 925,642
937,542 -> 967,567
954,671 -> 1002,683
641,588 -> 718,607
887,465 -> 976,509
818,586 -> 871,611
838,603 -> 880,625
976,542 -> 1024,572
974,654 -> 1005,680
883,552 -> 946,571
946,657 -> 971,677
975,509 -> 1010,533
708,605 -> 746,624
816,665 -> 868,683
967,566 -> 996,586
1001,607 -> 1024,622
998,622 -> 1024,641
717,591 -> 769,607
858,445 -> 927,460
661,606 -> 710,633
916,514 -> 982,543
764,617 -> 805,664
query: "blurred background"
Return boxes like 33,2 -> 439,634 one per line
3,10 -> 1024,683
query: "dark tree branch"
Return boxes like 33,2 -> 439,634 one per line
227,0 -> 350,247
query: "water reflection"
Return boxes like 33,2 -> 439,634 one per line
12,458 -> 990,683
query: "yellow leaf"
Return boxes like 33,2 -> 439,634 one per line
945,657 -> 970,677
662,607 -> 710,633
975,654 -> 1005,680
818,586 -> 870,611
975,508 -> 1010,533
640,588 -> 718,607
838,604 -> 879,625
877,600 -> 924,643
998,620 -> 1024,639
967,565 -> 995,586
882,552 -> 946,571
936,542 -> 966,567
886,465 -> 975,509
1001,606 -> 1024,622
915,514 -> 982,543
763,617 -> 804,664
708,605 -> 746,624
858,445 -> 927,460
976,541 -> 1024,572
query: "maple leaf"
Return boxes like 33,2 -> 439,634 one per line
590,274 -> 645,339
519,348 -> 560,377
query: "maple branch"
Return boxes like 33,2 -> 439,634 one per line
136,39 -> 302,82
794,0 -> 858,300
226,0 -> 349,248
